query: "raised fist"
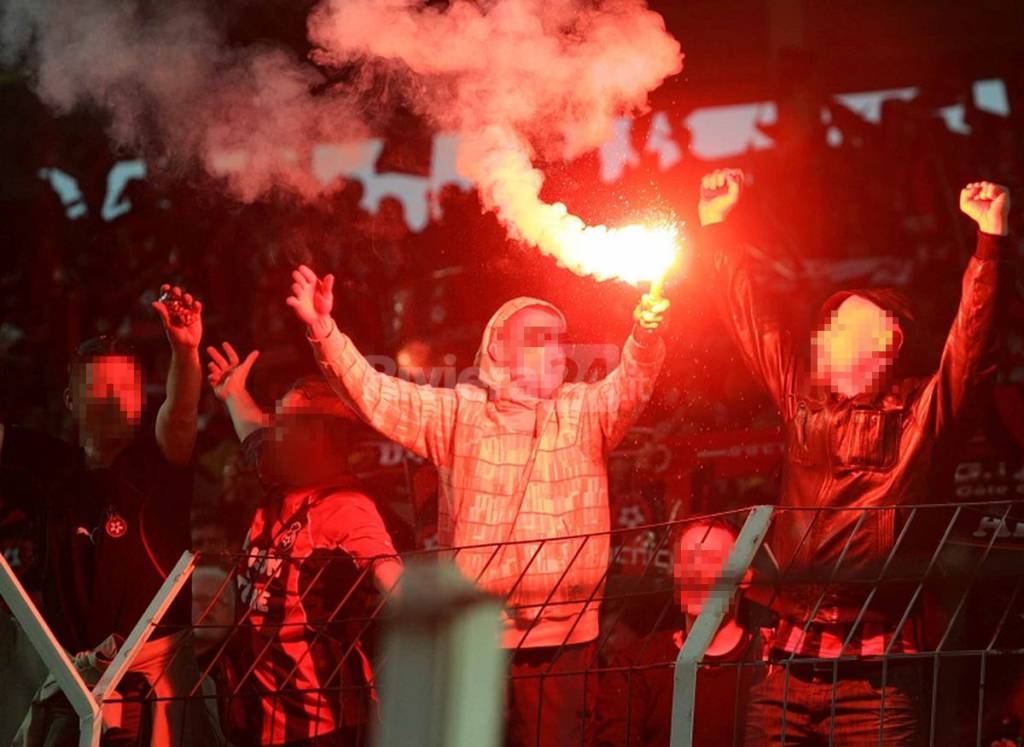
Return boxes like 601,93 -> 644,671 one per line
286,265 -> 335,338
960,181 -> 1010,236
699,169 -> 744,227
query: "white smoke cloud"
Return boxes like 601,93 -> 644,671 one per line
1,0 -> 364,199
3,0 -> 683,280
308,0 -> 683,281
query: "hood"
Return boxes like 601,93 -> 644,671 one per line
816,287 -> 915,333
474,296 -> 566,400
815,286 -> 918,382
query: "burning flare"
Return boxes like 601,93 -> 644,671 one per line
462,127 -> 680,290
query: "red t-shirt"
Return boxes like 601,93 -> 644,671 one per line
239,487 -> 397,745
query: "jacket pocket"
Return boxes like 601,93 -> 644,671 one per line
835,406 -> 903,472
786,396 -> 824,466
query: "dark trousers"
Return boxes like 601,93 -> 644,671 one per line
506,641 -> 598,747
744,661 -> 921,746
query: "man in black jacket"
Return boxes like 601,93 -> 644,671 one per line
698,170 -> 1013,745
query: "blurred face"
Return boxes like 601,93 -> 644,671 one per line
70,355 -> 144,442
494,307 -> 567,399
676,524 -> 741,618
812,296 -> 902,398
267,390 -> 347,487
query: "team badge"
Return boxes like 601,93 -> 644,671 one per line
105,508 -> 128,539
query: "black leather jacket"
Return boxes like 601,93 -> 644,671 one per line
702,223 -> 1013,625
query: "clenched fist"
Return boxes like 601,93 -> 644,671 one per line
286,265 -> 335,339
960,181 -> 1010,236
634,293 -> 670,331
699,169 -> 744,227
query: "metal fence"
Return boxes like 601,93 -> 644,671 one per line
2,500 -> 1023,746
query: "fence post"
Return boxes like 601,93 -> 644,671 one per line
91,551 -> 196,702
0,553 -> 101,747
376,560 -> 506,747
670,505 -> 774,747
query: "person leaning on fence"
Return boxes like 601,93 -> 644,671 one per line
696,170 -> 1015,745
206,343 -> 402,747
286,265 -> 669,747
0,286 -> 224,746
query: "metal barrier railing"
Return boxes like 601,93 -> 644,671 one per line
2,500 -> 1023,746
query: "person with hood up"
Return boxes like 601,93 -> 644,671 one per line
287,264 -> 669,746
697,169 -> 1014,745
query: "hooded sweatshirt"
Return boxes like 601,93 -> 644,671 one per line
309,297 -> 665,648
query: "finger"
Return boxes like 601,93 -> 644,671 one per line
322,274 -> 335,294
151,302 -> 170,323
207,346 -> 230,370
193,300 -> 203,316
183,293 -> 194,306
172,286 -> 182,297
159,283 -> 170,294
223,342 -> 240,366
239,350 -> 261,373
292,269 -> 311,286
297,265 -> 317,283
291,282 -> 305,299
285,296 -> 303,310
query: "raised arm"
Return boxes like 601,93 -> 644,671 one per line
207,341 -> 270,442
584,295 -> 668,450
698,169 -> 797,414
287,265 -> 457,465
153,284 -> 204,466
914,181 -> 1013,431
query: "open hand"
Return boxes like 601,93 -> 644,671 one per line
206,342 -> 259,401
286,265 -> 335,338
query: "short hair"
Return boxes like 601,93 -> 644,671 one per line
68,335 -> 139,382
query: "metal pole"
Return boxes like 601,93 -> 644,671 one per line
91,551 -> 196,702
0,553 -> 100,747
670,505 -> 774,747
376,560 -> 506,747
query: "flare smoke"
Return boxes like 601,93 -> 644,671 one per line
2,0 -> 683,281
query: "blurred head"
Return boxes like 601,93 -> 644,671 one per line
812,292 -> 907,398
676,523 -> 744,618
676,523 -> 752,657
66,337 -> 144,446
489,305 -> 567,399
267,376 -> 359,487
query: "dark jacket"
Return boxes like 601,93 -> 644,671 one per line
701,222 -> 1013,626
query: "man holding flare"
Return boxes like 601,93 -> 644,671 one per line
287,262 -> 669,747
